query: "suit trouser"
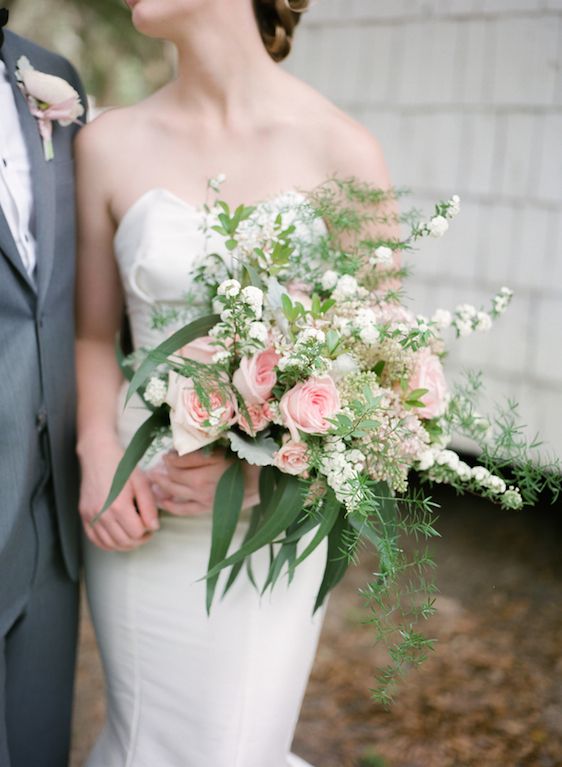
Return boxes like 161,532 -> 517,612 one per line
0,445 -> 79,767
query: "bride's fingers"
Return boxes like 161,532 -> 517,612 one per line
164,450 -> 222,469
149,472 -> 195,503
87,521 -> 123,551
116,503 -> 153,540
158,498 -> 207,517
131,472 -> 160,532
103,518 -> 143,551
84,523 -> 113,552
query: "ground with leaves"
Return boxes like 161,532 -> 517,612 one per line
71,486 -> 562,767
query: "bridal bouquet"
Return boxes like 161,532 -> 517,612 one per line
99,177 -> 559,702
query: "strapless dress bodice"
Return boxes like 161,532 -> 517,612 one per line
113,187 -> 326,352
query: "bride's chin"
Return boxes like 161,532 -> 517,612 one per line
129,0 -> 206,38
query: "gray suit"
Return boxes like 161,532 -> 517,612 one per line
0,30 -> 86,766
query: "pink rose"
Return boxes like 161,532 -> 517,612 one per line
273,439 -> 310,476
165,372 -> 237,454
238,403 -> 272,436
279,376 -> 340,441
232,348 -> 279,405
408,347 -> 448,419
176,336 -> 217,365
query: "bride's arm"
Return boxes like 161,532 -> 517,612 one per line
74,120 -> 159,551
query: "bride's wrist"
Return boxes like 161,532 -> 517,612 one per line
77,429 -> 121,461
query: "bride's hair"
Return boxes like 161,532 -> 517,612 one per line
253,0 -> 310,62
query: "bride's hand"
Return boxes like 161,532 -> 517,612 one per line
78,438 -> 160,552
147,449 -> 260,517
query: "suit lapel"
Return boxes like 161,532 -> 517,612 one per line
2,33 -> 56,305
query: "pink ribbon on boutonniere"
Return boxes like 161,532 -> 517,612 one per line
16,56 -> 85,162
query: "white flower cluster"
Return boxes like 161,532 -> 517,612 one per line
329,352 -> 359,382
210,281 -> 267,358
369,245 -> 394,267
144,376 -> 168,408
492,286 -> 514,316
415,195 -> 461,240
416,448 -> 523,508
353,307 -> 380,346
321,437 -> 365,509
240,285 -> 264,319
332,274 -> 359,301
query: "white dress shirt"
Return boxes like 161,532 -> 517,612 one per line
0,56 -> 37,279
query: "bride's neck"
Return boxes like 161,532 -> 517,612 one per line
167,9 -> 280,123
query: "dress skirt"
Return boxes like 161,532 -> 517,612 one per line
84,509 -> 327,767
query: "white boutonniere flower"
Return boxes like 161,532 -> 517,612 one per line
15,56 -> 85,162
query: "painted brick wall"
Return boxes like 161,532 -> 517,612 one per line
285,0 -> 562,456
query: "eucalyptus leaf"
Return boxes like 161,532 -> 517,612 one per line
202,472 -> 304,581
94,410 -> 165,521
227,431 -> 278,466
206,461 -> 245,613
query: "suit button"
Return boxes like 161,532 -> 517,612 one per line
36,408 -> 48,432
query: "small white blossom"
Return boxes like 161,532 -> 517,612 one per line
359,325 -> 380,345
486,475 -> 507,494
217,279 -> 240,298
502,486 -> 523,509
144,377 -> 168,408
447,194 -> 461,218
241,285 -> 264,307
432,309 -> 452,329
475,311 -> 492,332
212,349 -> 231,363
296,327 -> 325,346
471,465 -> 490,483
373,245 -> 394,265
428,215 -> 449,238
248,321 -> 268,344
321,270 -> 339,291
456,461 -> 472,481
329,353 -> 359,382
333,274 -> 359,300
417,449 -> 436,471
456,319 -> 473,337
436,449 -> 460,470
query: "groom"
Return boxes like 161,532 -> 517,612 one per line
0,13 -> 87,766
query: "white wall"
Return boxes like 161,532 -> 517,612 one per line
285,0 -> 562,456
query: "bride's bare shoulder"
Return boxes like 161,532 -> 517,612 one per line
293,83 -> 391,186
75,99 -> 148,158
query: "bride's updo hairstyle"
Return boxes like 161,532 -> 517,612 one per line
253,0 -> 310,62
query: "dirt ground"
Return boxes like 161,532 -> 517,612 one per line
70,486 -> 562,767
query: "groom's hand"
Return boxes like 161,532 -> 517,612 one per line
147,449 -> 260,517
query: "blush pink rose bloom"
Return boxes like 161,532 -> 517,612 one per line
408,347 -> 449,419
273,439 -> 310,476
238,403 -> 272,436
280,376 -> 340,441
165,373 -> 237,454
232,349 -> 279,405
176,336 -> 217,365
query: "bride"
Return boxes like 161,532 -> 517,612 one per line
75,0 -> 393,764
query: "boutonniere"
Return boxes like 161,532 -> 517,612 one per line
15,56 -> 85,162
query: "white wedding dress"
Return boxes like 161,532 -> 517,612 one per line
84,188 -> 328,767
